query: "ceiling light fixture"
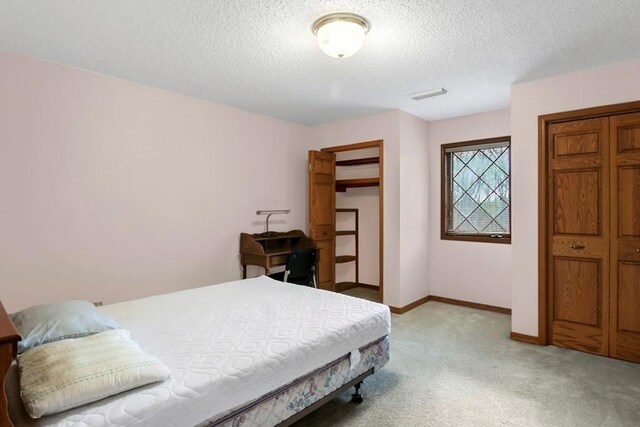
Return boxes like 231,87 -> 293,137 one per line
411,88 -> 448,101
312,13 -> 370,59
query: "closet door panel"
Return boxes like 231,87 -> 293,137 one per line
611,112 -> 640,363
553,170 -> 600,235
554,258 -> 601,326
548,117 -> 610,356
314,239 -> 335,290
618,167 -> 640,236
618,126 -> 640,152
618,263 -> 640,333
308,150 -> 336,291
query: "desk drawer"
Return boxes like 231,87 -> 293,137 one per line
269,254 -> 289,266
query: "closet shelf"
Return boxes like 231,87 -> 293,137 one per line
336,255 -> 357,264
336,157 -> 380,166
335,178 -> 380,192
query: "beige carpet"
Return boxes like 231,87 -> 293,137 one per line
295,301 -> 640,426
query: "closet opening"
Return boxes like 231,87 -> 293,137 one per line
308,140 -> 383,303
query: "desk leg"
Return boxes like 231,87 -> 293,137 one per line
242,265 -> 247,279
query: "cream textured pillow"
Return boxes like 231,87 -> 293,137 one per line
18,329 -> 171,419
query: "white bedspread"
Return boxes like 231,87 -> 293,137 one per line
22,276 -> 390,426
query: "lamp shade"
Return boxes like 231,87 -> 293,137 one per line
313,13 -> 369,59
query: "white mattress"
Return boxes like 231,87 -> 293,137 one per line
21,276 -> 390,426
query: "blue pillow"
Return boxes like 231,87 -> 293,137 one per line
11,300 -> 119,354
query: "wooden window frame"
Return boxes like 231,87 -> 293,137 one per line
441,136 -> 512,244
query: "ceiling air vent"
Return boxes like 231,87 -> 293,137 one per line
411,88 -> 448,101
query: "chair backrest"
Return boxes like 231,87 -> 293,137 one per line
286,248 -> 317,280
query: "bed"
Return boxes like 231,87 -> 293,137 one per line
0,276 -> 390,426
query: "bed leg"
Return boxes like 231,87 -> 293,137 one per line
351,381 -> 364,403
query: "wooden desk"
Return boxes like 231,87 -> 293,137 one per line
240,230 -> 315,278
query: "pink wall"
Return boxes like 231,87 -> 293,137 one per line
511,59 -> 640,336
0,52 -> 308,312
0,52 -> 430,312
398,112 -> 431,305
428,109 -> 512,308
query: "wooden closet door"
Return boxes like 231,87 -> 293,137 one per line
547,117 -> 610,356
610,112 -> 640,363
308,150 -> 336,291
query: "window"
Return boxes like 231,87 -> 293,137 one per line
441,136 -> 511,244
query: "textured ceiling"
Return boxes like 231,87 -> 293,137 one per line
1,1 -> 640,126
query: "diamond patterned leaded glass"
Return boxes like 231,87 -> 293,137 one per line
446,142 -> 510,236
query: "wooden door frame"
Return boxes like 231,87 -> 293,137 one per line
322,140 -> 384,303
538,100 -> 640,345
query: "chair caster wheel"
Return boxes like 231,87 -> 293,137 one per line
351,381 -> 364,403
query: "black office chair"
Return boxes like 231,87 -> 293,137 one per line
269,248 -> 317,288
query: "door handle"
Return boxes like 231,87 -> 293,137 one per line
636,248 -> 640,253
570,244 -> 585,250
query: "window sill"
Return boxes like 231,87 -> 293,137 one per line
441,234 -> 511,244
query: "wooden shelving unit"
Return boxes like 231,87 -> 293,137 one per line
333,152 -> 379,293
335,208 -> 359,292
335,156 -> 380,166
335,178 -> 380,192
